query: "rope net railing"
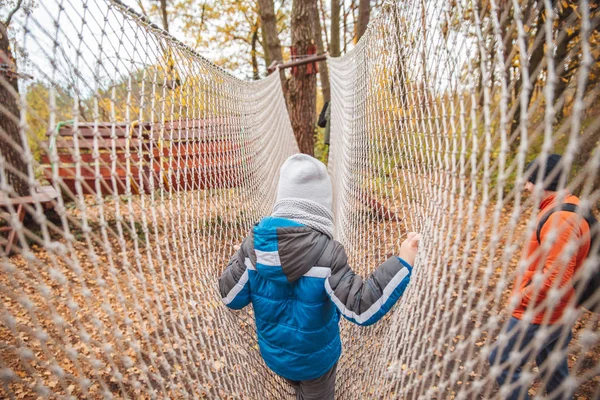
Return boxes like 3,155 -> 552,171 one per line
328,0 -> 599,398
0,1 -> 298,398
0,1 -> 598,400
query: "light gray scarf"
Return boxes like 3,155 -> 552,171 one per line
272,198 -> 334,239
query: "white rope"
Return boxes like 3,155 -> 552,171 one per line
328,1 -> 599,399
0,0 -> 598,399
0,1 -> 296,398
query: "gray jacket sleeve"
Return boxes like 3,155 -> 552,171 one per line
324,241 -> 412,326
218,236 -> 253,310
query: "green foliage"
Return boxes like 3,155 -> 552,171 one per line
25,82 -> 73,162
314,126 -> 329,165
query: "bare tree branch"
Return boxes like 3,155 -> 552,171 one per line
198,0 -> 208,32
159,0 -> 169,32
4,0 -> 24,27
357,0 -> 370,40
319,0 -> 329,51
136,0 -> 149,18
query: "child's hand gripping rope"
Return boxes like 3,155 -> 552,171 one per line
398,232 -> 420,267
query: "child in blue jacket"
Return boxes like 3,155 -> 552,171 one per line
219,154 -> 419,399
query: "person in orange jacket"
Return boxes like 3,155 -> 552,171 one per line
488,154 -> 591,400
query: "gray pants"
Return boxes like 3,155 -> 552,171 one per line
284,363 -> 337,400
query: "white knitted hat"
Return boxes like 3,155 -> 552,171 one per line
276,154 -> 333,211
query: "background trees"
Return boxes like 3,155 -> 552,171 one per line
2,1 -> 378,160
7,0 -> 596,162
430,0 -> 600,191
135,0 -> 376,155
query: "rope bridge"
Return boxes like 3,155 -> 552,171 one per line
0,0 -> 598,398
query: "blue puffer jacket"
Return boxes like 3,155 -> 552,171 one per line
219,216 -> 412,381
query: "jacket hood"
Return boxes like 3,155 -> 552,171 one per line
252,216 -> 329,283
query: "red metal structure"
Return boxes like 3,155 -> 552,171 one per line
41,120 -> 245,196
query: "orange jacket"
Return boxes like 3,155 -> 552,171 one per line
512,193 -> 591,324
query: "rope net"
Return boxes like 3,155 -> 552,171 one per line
328,1 -> 600,398
0,0 -> 597,399
0,1 -> 297,398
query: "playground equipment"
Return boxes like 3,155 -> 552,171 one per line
0,0 -> 598,398
41,121 -> 244,195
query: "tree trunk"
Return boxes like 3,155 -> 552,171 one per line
257,0 -> 287,95
0,21 -> 29,196
342,3 -> 348,53
288,0 -> 318,155
573,128 -> 600,195
498,0 -> 513,99
159,0 -> 169,32
311,4 -> 330,102
330,0 -> 341,57
553,4 -> 577,121
351,0 -> 358,44
158,0 -> 181,89
259,24 -> 271,68
553,36 -> 575,122
319,0 -> 329,51
251,22 -> 260,80
509,2 -> 545,148
357,0 -> 371,41
420,0 -> 427,85
390,6 -> 407,98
